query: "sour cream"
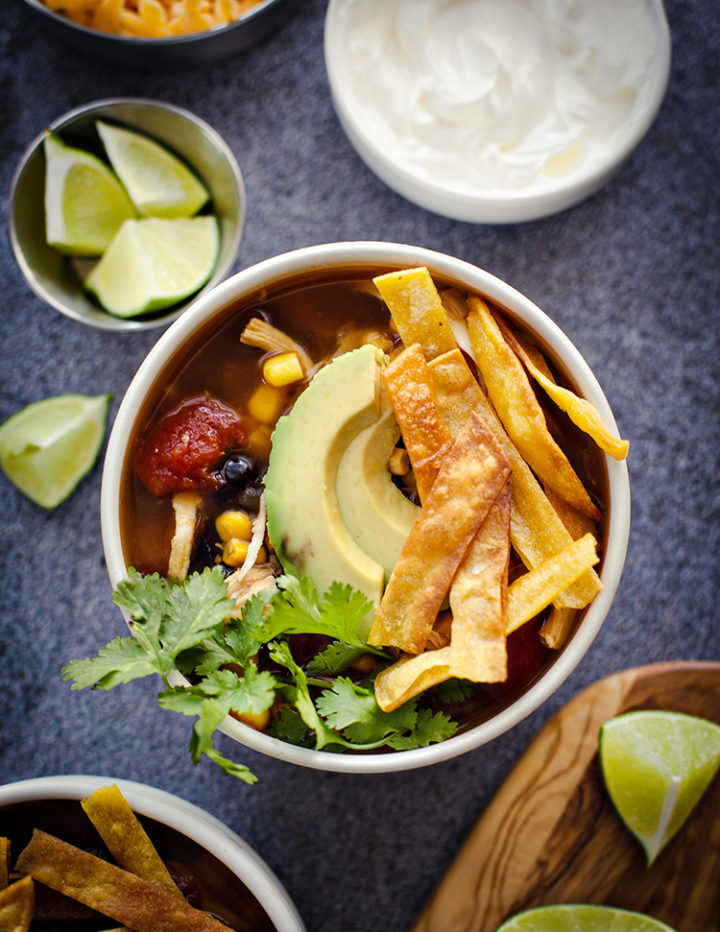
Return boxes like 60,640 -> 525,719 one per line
324,0 -> 670,221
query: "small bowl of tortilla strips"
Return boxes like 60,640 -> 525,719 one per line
84,241 -> 630,782
0,775 -> 307,931
19,0 -> 297,66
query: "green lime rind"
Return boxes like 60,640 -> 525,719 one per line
96,120 -> 209,219
495,903 -> 678,931
0,393 -> 112,509
44,131 -> 135,257
599,709 -> 720,866
85,215 -> 219,318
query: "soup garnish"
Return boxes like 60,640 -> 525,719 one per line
63,267 -> 627,780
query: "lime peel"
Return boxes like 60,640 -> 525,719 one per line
96,120 -> 209,219
0,394 -> 112,509
44,131 -> 135,256
599,709 -> 720,865
495,903 -> 678,931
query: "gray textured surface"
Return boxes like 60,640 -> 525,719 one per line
0,2 -> 718,930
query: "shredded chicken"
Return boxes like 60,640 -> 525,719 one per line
227,564 -> 277,614
168,492 -> 201,581
240,318 -> 313,373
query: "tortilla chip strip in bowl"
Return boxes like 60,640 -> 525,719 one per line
14,830 -> 231,932
373,267 -> 457,361
467,296 -> 600,521
428,349 -> 602,611
0,837 -> 10,889
0,875 -> 34,932
368,410 -> 511,655
81,784 -> 183,898
380,343 -> 452,502
500,320 -> 629,461
449,483 -> 510,683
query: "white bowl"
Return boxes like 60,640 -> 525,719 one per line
324,1 -> 671,223
101,241 -> 631,774
0,774 -> 306,931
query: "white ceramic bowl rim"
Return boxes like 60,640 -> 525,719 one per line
324,1 -> 672,223
9,96 -> 246,333
0,774 -> 306,930
101,241 -> 631,775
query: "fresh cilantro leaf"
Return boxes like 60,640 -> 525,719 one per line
159,664 -> 277,719
269,640 -> 341,750
267,705 -> 312,746
387,708 -> 458,750
259,576 -> 379,652
62,635 -> 155,690
432,677 -> 476,705
305,642 -> 367,676
223,592 -> 269,665
188,698 -> 256,784
162,567 -> 237,659
315,677 -> 417,745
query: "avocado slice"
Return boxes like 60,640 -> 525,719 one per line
264,345 -> 387,611
337,399 -> 420,581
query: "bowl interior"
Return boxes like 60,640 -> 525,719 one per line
0,775 -> 305,931
10,98 -> 245,332
101,242 -> 631,773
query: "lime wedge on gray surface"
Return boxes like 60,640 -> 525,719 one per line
495,903 -> 677,931
97,120 -> 209,219
44,131 -> 135,256
85,216 -> 219,318
0,394 -> 112,508
599,709 -> 720,865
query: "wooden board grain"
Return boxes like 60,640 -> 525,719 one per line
411,661 -> 720,932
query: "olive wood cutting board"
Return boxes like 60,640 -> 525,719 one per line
411,660 -> 720,932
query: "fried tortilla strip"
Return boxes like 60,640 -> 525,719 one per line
543,485 -> 598,541
374,267 -> 457,361
429,349 -> 602,609
0,875 -> 34,932
449,483 -> 510,683
506,533 -> 599,635
81,784 -> 182,898
15,830 -> 231,932
0,837 -> 10,890
501,321 -> 629,460
467,296 -> 600,521
375,646 -> 453,713
381,343 -> 452,502
368,412 -> 511,654
539,606 -> 577,650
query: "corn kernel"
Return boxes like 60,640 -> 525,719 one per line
215,510 -> 253,543
246,424 -> 273,460
263,352 -> 304,387
248,383 -> 287,424
223,538 -> 249,567
236,707 -> 270,731
388,446 -> 410,475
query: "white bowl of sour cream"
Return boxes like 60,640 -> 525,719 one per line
324,0 -> 671,223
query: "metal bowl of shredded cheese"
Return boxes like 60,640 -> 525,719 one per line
20,0 -> 296,66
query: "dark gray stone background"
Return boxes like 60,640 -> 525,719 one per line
0,1 -> 718,930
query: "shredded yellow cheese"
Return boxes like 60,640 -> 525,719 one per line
43,0 -> 264,37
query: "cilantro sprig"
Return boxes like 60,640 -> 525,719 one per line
62,567 -> 459,782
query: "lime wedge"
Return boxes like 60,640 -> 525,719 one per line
599,709 -> 720,865
0,394 -> 112,509
96,120 -> 209,219
85,216 -> 219,318
44,131 -> 135,256
495,904 -> 677,931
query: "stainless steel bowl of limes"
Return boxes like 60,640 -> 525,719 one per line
9,98 -> 246,332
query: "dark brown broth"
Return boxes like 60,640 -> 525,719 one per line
118,267 -> 609,729
1,798 -> 276,931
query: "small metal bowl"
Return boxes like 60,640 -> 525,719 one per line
20,0 -> 296,67
9,98 -> 246,332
